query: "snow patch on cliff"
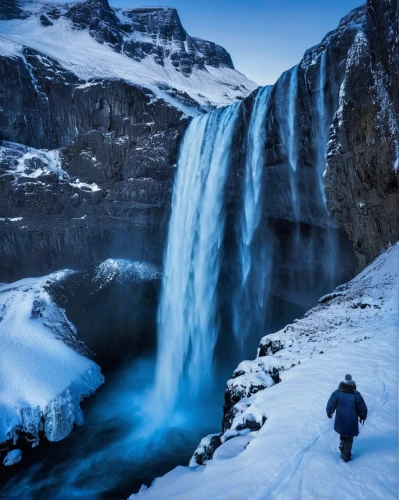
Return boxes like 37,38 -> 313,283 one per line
131,244 -> 398,499
0,272 -> 104,458
0,141 -> 67,183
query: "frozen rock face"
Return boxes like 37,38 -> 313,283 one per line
115,7 -> 234,75
0,1 -> 27,20
325,0 -> 399,269
0,272 -> 104,463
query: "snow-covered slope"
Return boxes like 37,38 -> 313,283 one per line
131,243 -> 399,499
0,1 -> 257,112
0,272 -> 104,464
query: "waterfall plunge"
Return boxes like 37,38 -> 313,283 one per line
154,51 -> 339,415
233,86 -> 273,347
154,103 -> 240,411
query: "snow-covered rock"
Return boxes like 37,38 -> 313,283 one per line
0,1 -> 257,111
93,259 -> 161,290
2,449 -> 22,467
0,271 -> 104,462
131,243 -> 399,499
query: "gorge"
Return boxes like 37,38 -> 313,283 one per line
0,0 -> 398,499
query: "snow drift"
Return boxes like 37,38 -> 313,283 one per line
0,271 -> 104,464
131,243 -> 399,499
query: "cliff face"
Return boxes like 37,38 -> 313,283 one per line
226,6 -> 365,229
324,0 -> 399,269
0,62 -> 186,280
0,0 -> 257,281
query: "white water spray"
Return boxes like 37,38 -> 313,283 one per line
316,49 -> 329,203
154,103 -> 240,410
233,86 -> 272,345
279,66 -> 300,220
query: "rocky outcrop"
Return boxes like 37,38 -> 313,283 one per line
115,7 -> 234,74
47,259 -> 161,369
0,271 -> 104,464
325,0 -> 399,269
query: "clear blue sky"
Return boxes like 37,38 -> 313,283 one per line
55,0 -> 364,85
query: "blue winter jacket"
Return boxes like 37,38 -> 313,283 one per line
326,382 -> 368,437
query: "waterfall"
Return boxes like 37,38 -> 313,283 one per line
233,86 -> 272,347
279,66 -> 300,220
316,49 -> 328,203
287,66 -> 299,173
154,103 -> 240,410
315,49 -> 338,284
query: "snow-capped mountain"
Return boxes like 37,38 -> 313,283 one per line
130,243 -> 399,500
0,0 -> 257,111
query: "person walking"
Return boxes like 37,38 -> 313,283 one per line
326,374 -> 368,462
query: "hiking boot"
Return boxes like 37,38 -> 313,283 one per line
341,452 -> 351,462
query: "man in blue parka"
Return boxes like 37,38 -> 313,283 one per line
326,374 -> 368,462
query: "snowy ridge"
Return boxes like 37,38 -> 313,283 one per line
131,244 -> 399,499
0,272 -> 104,463
0,3 -> 257,112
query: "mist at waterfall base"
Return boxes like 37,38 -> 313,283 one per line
0,355 -> 228,500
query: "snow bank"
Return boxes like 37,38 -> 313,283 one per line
131,244 -> 399,499
0,272 -> 104,460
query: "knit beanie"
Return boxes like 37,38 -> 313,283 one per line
344,374 -> 356,386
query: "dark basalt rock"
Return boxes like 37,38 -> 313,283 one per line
0,47 -> 188,281
46,261 -> 161,369
0,0 -> 28,20
192,434 -> 222,466
325,0 -> 399,269
258,338 -> 284,357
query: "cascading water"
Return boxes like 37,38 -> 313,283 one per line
316,49 -> 329,203
233,86 -> 273,348
280,66 -> 300,219
154,103 -> 240,411
315,48 -> 338,284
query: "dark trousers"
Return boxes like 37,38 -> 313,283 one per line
339,436 -> 353,459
